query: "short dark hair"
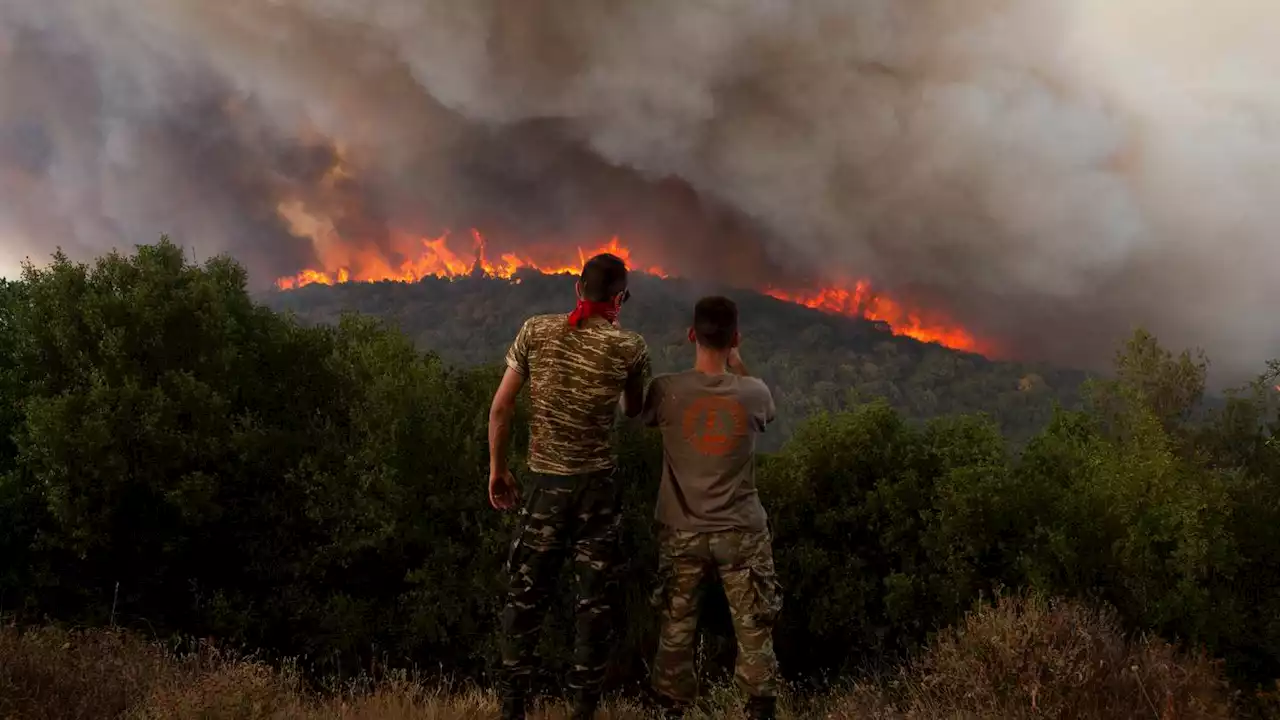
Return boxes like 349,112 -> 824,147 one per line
580,253 -> 628,302
693,296 -> 738,350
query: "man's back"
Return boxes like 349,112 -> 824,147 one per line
644,370 -> 776,532
507,312 -> 649,476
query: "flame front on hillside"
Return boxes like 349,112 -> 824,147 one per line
275,219 -> 987,354
275,230 -> 666,288
763,286 -> 986,354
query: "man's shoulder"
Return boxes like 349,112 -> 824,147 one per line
647,370 -> 685,389
522,313 -> 569,334
652,369 -> 701,386
608,326 -> 647,351
738,375 -> 773,402
519,313 -> 582,346
584,325 -> 648,361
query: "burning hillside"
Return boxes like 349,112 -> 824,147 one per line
275,228 -> 988,355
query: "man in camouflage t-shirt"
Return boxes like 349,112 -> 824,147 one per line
487,252 -> 650,720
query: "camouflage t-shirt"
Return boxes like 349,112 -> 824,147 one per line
505,313 -> 651,476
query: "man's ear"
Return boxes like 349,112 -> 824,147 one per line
574,280 -> 583,299
731,330 -> 741,348
687,327 -> 697,344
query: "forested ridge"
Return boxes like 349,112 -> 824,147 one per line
1,240 -> 1278,714
264,270 -> 1090,450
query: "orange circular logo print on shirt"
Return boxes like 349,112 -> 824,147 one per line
681,396 -> 748,457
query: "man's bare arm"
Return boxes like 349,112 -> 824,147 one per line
619,344 -> 651,418
489,367 -> 525,477
620,370 -> 645,418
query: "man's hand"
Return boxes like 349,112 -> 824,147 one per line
489,468 -> 519,510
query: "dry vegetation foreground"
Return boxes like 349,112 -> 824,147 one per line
3,595 -> 1266,720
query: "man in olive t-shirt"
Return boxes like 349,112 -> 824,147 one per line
641,296 -> 782,720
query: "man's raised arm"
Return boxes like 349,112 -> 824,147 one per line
727,346 -> 752,377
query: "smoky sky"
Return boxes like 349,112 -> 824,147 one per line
0,0 -> 1277,381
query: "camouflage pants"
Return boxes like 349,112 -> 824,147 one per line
650,526 -> 782,705
499,468 -> 622,705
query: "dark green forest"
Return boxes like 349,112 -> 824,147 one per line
265,270 -> 1090,450
1,240 -> 1278,701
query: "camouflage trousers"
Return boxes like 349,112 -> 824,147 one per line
499,468 -> 622,706
650,526 -> 782,705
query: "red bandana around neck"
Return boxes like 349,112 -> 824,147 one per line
567,299 -> 619,328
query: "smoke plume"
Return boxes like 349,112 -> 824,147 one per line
0,0 -> 1277,380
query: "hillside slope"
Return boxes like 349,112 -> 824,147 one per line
264,271 -> 1088,447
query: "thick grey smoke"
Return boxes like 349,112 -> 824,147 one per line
0,0 -> 1277,380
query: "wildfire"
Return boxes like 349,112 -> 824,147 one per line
276,228 -> 666,290
276,230 -> 985,354
763,286 -> 986,353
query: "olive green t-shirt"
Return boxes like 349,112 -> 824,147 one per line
505,313 -> 650,476
642,370 -> 776,532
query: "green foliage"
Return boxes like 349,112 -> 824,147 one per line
0,240 -> 509,678
1016,408 -> 1238,641
764,404 -> 1002,663
0,278 -> 34,600
1010,334 -> 1279,682
1,240 -> 1278,698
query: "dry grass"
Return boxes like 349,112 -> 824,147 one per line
0,625 -> 786,719
826,594 -> 1235,719
0,625 -> 172,720
0,595 -> 1251,719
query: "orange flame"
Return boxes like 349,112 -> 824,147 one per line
275,229 -> 666,290
276,226 -> 987,354
763,286 -> 986,354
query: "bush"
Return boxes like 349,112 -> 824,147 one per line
760,403 -> 1024,674
827,593 -> 1233,719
